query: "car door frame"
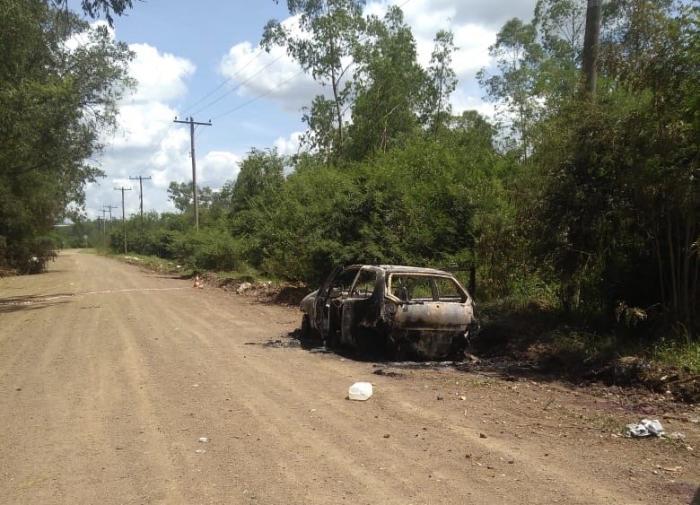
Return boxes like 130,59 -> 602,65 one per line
340,267 -> 383,347
314,266 -> 360,341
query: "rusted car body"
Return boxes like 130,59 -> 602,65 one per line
300,265 -> 477,360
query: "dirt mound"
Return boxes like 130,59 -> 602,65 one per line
197,273 -> 309,307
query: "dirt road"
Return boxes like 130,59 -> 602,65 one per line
1,251 -> 698,504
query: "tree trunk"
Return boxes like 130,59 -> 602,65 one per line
682,219 -> 692,325
582,0 -> 602,100
667,214 -> 679,314
328,37 -> 343,150
653,233 -> 666,306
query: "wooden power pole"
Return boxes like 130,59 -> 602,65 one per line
114,186 -> 132,254
174,116 -> 212,231
129,175 -> 152,224
582,0 -> 602,100
100,208 -> 108,247
103,204 -> 118,246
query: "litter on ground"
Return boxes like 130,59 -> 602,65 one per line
348,382 -> 373,401
625,419 -> 664,438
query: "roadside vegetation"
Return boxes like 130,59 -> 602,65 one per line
3,2 -> 699,375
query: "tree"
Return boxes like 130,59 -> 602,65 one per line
0,0 -> 133,272
346,6 -> 427,159
533,0 -> 587,107
529,0 -> 699,330
52,0 -> 134,26
478,19 -> 543,159
167,182 -> 214,213
422,29 -> 458,134
262,0 -> 366,158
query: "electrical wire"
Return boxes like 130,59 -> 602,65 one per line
189,52 -> 288,116
211,69 -> 306,121
179,46 -> 266,115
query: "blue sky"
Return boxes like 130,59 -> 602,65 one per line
79,0 -> 536,218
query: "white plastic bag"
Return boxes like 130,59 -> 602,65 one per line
626,418 -> 664,437
348,382 -> 373,401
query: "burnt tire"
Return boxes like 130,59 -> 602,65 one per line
448,334 -> 469,361
300,314 -> 311,337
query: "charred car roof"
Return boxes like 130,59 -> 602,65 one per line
344,264 -> 455,276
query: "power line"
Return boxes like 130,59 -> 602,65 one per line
190,52 -> 288,116
211,69 -> 306,121
180,47 -> 267,115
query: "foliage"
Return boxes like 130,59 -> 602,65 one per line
345,6 -> 427,159
262,0 -> 366,157
52,0 -> 134,26
0,0 -> 133,273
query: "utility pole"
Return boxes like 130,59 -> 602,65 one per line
100,208 -> 108,247
114,187 -> 132,254
104,203 -> 118,222
129,175 -> 152,224
174,116 -> 212,231
103,204 -> 118,245
582,0 -> 602,100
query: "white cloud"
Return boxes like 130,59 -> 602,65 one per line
273,130 -> 304,156
85,39 -> 240,218
366,0 -> 497,78
218,41 -> 319,112
451,88 -> 496,119
200,151 -> 242,185
109,101 -> 176,149
426,0 -> 534,27
127,43 -> 195,103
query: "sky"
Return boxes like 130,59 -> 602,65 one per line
79,0 -> 536,218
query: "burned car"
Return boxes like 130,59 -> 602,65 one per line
300,265 -> 477,360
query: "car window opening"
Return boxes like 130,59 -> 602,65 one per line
388,274 -> 466,303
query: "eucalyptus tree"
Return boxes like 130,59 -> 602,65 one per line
477,19 -> 543,159
422,29 -> 458,135
262,0 -> 366,158
346,6 -> 427,159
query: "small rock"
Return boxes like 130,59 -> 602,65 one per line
236,282 -> 253,294
459,395 -> 466,401
436,395 -> 444,400
195,449 -> 206,454
383,434 -> 390,439
508,459 -> 514,464
198,437 -> 209,443
479,433 -> 487,439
